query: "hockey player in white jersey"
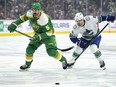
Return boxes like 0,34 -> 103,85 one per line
67,12 -> 115,70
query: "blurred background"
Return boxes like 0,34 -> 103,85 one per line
0,0 -> 116,20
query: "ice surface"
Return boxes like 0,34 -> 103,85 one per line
0,33 -> 116,87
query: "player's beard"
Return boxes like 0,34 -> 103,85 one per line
33,13 -> 38,17
78,23 -> 81,26
78,22 -> 83,27
33,13 -> 41,18
77,20 -> 85,27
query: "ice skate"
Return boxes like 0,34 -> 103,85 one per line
19,60 -> 33,71
99,60 -> 106,70
19,65 -> 30,71
62,58 -> 67,69
67,50 -> 80,68
67,57 -> 76,68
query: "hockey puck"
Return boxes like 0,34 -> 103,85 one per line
55,83 -> 60,85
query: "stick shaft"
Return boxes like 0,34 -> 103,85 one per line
15,30 -> 32,38
14,30 -> 74,52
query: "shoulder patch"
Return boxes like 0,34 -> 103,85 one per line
37,12 -> 49,26
73,25 -> 77,29
84,16 -> 90,21
26,10 -> 33,18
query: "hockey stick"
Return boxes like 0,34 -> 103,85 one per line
68,23 -> 109,66
14,30 -> 74,52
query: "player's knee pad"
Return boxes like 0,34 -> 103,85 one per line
89,44 -> 102,58
47,48 -> 57,57
75,46 -> 83,54
73,46 -> 83,57
26,44 -> 37,56
89,44 -> 98,53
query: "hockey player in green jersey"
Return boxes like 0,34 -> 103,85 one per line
8,2 -> 67,70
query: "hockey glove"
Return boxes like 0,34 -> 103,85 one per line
101,15 -> 115,22
30,34 -> 42,42
8,23 -> 17,33
69,33 -> 78,44
70,37 -> 78,44
106,15 -> 115,22
76,38 -> 89,48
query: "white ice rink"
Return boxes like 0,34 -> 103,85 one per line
0,33 -> 116,87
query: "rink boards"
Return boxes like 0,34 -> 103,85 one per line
0,20 -> 116,37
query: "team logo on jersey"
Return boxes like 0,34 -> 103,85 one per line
85,16 -> 90,21
83,29 -> 94,36
73,25 -> 77,29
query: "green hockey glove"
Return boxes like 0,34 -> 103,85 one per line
30,34 -> 42,42
8,23 -> 17,33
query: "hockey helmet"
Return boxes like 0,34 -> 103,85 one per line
74,12 -> 84,21
31,2 -> 41,10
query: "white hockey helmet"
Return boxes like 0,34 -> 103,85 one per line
74,12 -> 84,21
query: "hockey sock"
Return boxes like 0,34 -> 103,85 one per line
26,60 -> 33,66
94,50 -> 104,62
94,50 -> 102,58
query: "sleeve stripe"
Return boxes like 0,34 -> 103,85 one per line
20,15 -> 26,22
38,34 -> 42,40
12,23 -> 18,27
46,30 -> 54,36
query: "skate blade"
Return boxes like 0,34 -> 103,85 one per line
67,66 -> 73,69
101,67 -> 106,70
67,64 -> 74,69
67,63 -> 75,67
19,69 -> 29,72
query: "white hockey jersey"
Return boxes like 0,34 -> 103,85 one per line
71,16 -> 99,40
